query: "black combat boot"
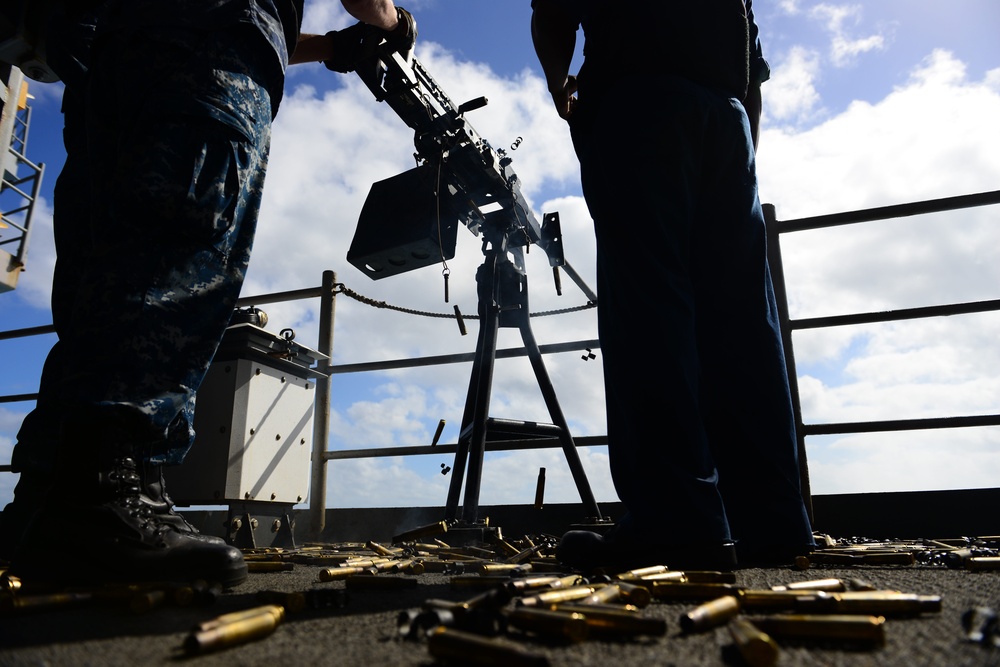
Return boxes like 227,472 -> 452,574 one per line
142,462 -> 225,544
10,457 -> 246,588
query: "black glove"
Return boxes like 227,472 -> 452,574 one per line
322,7 -> 416,74
382,6 -> 417,55
323,21 -> 380,73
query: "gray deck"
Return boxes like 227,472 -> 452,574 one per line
2,503 -> 998,667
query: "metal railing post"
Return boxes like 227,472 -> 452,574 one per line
764,203 -> 813,522
309,270 -> 337,539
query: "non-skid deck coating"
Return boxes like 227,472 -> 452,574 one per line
2,538 -> 998,667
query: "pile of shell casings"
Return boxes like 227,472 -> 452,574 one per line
374,531 -> 964,666
801,534 -> 1000,570
0,570 -> 223,616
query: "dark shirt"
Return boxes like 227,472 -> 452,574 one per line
534,0 -> 768,98
97,0 -> 303,71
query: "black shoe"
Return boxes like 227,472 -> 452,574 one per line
556,528 -> 737,574
10,458 -> 246,588
143,464 -> 225,544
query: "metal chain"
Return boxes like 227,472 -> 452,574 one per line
333,283 -> 596,320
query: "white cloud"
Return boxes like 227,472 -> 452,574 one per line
765,46 -> 823,124
776,0 -> 802,16
809,3 -> 888,67
4,197 -> 54,311
760,49 -> 1000,494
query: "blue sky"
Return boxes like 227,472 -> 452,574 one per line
2,0 -> 999,511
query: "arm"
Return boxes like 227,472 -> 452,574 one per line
744,0 -> 767,151
530,1 -> 579,120
744,81 -> 761,151
340,0 -> 399,31
289,1 -> 414,67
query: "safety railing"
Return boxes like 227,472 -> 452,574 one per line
764,189 -> 1000,520
3,189 -> 998,537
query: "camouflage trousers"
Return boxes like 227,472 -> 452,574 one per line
14,22 -> 277,472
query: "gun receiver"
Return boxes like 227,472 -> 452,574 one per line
348,39 -> 566,281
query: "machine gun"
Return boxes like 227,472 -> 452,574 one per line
347,35 -> 605,536
347,36 -> 597,297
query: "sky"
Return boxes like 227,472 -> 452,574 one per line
1,0 -> 999,515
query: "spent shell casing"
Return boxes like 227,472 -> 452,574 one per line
427,626 -> 550,667
318,566 -> 370,582
504,575 -> 565,593
343,557 -> 393,569
681,570 -> 736,584
257,590 -> 306,613
507,544 -> 546,565
393,521 -> 449,544
795,591 -> 941,616
858,552 -> 915,566
366,541 -> 403,557
750,614 -> 887,645
616,582 -> 653,608
505,606 -> 590,643
517,585 -> 601,607
728,617 -> 779,667
679,595 -> 741,632
967,557 -> 1000,571
454,587 -> 512,612
551,603 -> 666,637
393,559 -> 425,575
771,578 -> 846,592
632,571 -> 687,583
195,604 -> 286,633
611,565 -> 670,581
0,573 -> 22,593
799,552 -> 862,566
651,582 -> 743,601
579,583 -> 624,605
0,592 -> 93,614
185,605 -> 285,654
740,590 -> 811,611
477,563 -> 531,576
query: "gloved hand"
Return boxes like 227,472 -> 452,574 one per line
382,6 -> 417,55
322,6 -> 416,74
322,21 -> 380,73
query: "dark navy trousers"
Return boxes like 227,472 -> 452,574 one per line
570,73 -> 813,551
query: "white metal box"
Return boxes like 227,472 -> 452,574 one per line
170,324 -> 325,506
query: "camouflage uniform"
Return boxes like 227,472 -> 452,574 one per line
11,1 -> 301,483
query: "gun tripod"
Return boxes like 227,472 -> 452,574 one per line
444,235 -> 604,536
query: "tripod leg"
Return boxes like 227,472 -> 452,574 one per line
519,317 -> 603,519
445,307 -> 495,521
459,302 -> 500,524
